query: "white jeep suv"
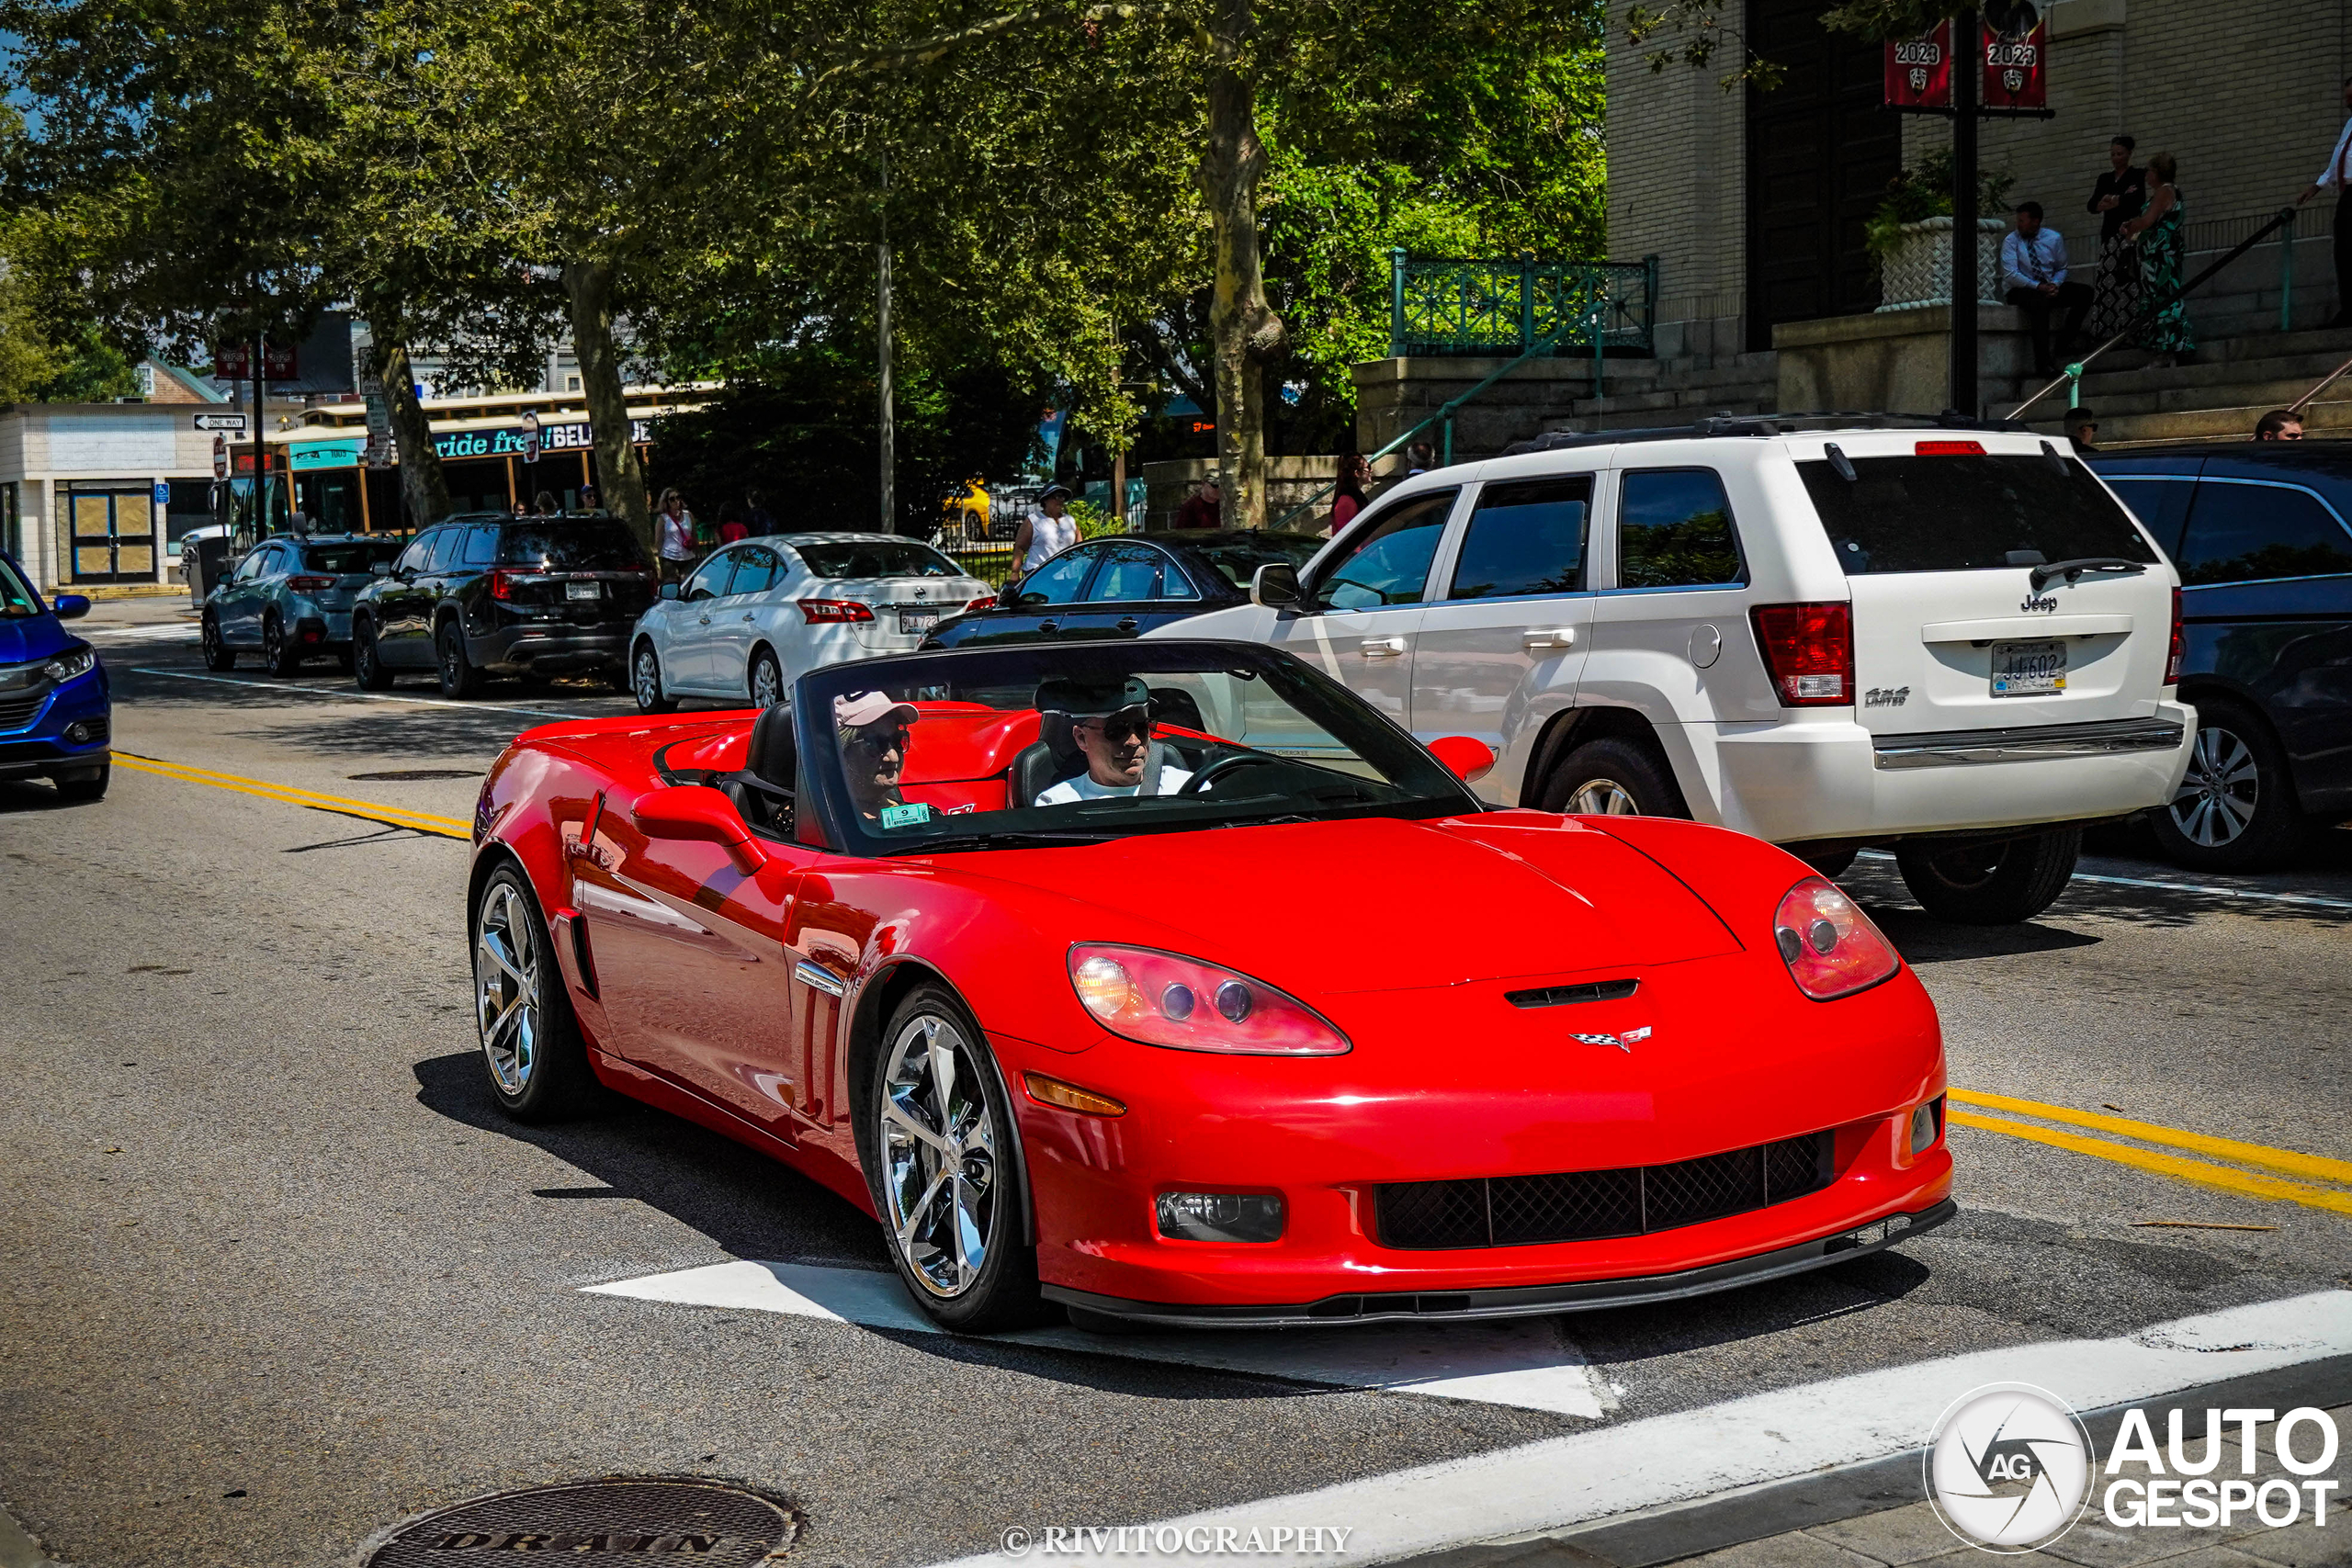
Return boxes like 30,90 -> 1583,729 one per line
1170,418 -> 2196,923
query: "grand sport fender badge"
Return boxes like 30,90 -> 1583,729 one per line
1570,1026 -> 1652,1053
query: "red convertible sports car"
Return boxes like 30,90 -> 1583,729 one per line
468,638 -> 1952,1332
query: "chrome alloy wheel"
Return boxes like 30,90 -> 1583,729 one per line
633,646 -> 662,709
879,1012 -> 999,1299
474,880 -> 542,1095
2169,724 -> 2259,848
751,653 -> 784,710
1566,777 -> 1641,815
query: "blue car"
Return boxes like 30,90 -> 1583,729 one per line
0,551 -> 109,802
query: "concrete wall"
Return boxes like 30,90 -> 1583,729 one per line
1775,306 -> 2039,416
1139,456 -> 1410,534
1351,358 -> 1612,458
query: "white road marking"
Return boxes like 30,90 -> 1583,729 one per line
582,1259 -> 1611,1417
129,667 -> 593,722
919,1288 -> 2352,1567
1855,849 -> 2352,913
81,622 -> 198,640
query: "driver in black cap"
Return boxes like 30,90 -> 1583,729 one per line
1032,674 -> 1193,805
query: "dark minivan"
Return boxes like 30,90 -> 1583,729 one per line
2090,444 -> 2352,868
351,512 -> 655,696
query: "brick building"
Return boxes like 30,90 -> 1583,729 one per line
1608,0 -> 2352,368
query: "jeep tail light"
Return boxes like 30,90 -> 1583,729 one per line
798,598 -> 875,624
286,574 -> 334,592
1773,876 -> 1900,1000
2165,586 -> 2184,685
1069,943 -> 1350,1055
1751,602 -> 1854,705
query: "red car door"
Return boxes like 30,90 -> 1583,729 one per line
572,807 -> 821,1136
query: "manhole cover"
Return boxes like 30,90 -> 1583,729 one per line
362,1478 -> 800,1564
347,769 -> 483,782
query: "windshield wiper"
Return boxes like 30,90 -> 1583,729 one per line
2030,557 -> 2148,592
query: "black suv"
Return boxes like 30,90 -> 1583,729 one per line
350,512 -> 655,696
2088,445 -> 2352,869
923,529 -> 1325,649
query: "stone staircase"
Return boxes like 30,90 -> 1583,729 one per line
1992,325 -> 2352,446
1533,352 -> 1779,434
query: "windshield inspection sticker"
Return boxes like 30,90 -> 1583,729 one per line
880,801 -> 936,829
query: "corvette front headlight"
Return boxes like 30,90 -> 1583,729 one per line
40,648 -> 96,684
1069,943 -> 1350,1055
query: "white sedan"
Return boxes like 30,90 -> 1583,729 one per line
628,532 -> 994,712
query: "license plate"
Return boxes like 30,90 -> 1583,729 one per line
566,580 -> 600,602
1990,638 -> 2065,697
899,608 -> 939,634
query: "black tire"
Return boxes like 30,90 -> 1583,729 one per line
470,863 -> 599,1122
53,764 -> 108,804
262,615 -> 302,677
632,640 -> 676,714
1537,735 -> 1688,818
867,983 -> 1044,1332
200,614 -> 234,671
436,619 -> 484,698
353,618 -> 393,690
748,647 -> 785,710
1895,828 -> 2081,925
2148,699 -> 2303,872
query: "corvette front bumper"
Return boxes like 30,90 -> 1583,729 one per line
1042,1199 -> 1956,1328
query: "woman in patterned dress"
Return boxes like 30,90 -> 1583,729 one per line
2085,136 -> 2146,341
2123,151 -> 2195,364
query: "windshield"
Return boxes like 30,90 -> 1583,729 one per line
304,540 -> 403,574
799,642 -> 1476,855
1798,453 -> 2159,574
0,555 -> 38,618
792,539 -> 961,580
1183,533 -> 1325,589
498,521 -> 650,570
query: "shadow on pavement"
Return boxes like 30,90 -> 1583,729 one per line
0,777 -> 98,815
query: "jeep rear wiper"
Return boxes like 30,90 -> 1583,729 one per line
2030,557 -> 2148,592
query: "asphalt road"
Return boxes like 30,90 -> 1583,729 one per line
2,598 -> 2346,1568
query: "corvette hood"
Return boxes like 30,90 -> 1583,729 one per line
0,615 -> 74,668
934,814 -> 1740,994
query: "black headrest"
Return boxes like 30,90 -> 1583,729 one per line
747,702 -> 796,790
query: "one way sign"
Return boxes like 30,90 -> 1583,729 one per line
192,413 -> 248,432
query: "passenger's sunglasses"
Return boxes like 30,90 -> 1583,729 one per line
1078,715 -> 1154,744
846,727 -> 910,753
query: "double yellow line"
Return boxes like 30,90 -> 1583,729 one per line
114,752 -> 473,840
1951,1089 -> 2352,1217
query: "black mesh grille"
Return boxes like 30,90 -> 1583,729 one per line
0,692 -> 47,730
1373,1131 -> 1834,1250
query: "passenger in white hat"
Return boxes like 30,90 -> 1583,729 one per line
833,690 -> 918,823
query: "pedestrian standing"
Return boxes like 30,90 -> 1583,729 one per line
1406,442 -> 1437,476
580,483 -> 601,513
745,488 -> 776,534
2122,152 -> 2195,365
654,488 -> 698,586
1172,477 -> 1222,531
2085,136 -> 2147,341
2255,409 -> 2305,441
717,504 -> 750,546
2065,407 -> 2099,453
1329,454 -> 1373,535
534,490 -> 559,515
2296,76 -> 2352,328
2001,202 -> 2094,377
1016,483 -> 1080,572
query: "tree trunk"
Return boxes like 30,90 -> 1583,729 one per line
375,336 -> 451,529
1196,0 -> 1283,529
562,257 -> 652,551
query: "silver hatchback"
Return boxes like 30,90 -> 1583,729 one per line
202,533 -> 407,676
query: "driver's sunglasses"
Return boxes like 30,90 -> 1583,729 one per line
847,726 -> 910,753
1080,715 -> 1155,744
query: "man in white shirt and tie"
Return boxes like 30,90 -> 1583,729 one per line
2295,75 -> 2352,329
2001,201 -> 2094,377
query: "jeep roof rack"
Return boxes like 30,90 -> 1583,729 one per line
1498,410 -> 2030,457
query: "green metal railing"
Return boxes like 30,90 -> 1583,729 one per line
1389,250 -> 1658,359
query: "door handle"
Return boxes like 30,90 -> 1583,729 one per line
1116,616 -> 1140,632
1360,636 -> 1406,658
1038,619 -> 1058,633
741,613 -> 754,622
697,615 -> 711,626
1522,627 -> 1577,651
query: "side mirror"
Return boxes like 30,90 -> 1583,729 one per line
1428,736 -> 1497,786
660,581 -> 681,601
995,579 -> 1021,608
1250,562 -> 1302,609
632,784 -> 766,872
369,560 -> 392,578
50,593 -> 90,620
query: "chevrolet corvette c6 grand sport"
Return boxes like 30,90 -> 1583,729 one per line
467,639 -> 1953,1332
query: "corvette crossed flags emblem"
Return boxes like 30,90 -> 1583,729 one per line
1568,1026 -> 1652,1053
